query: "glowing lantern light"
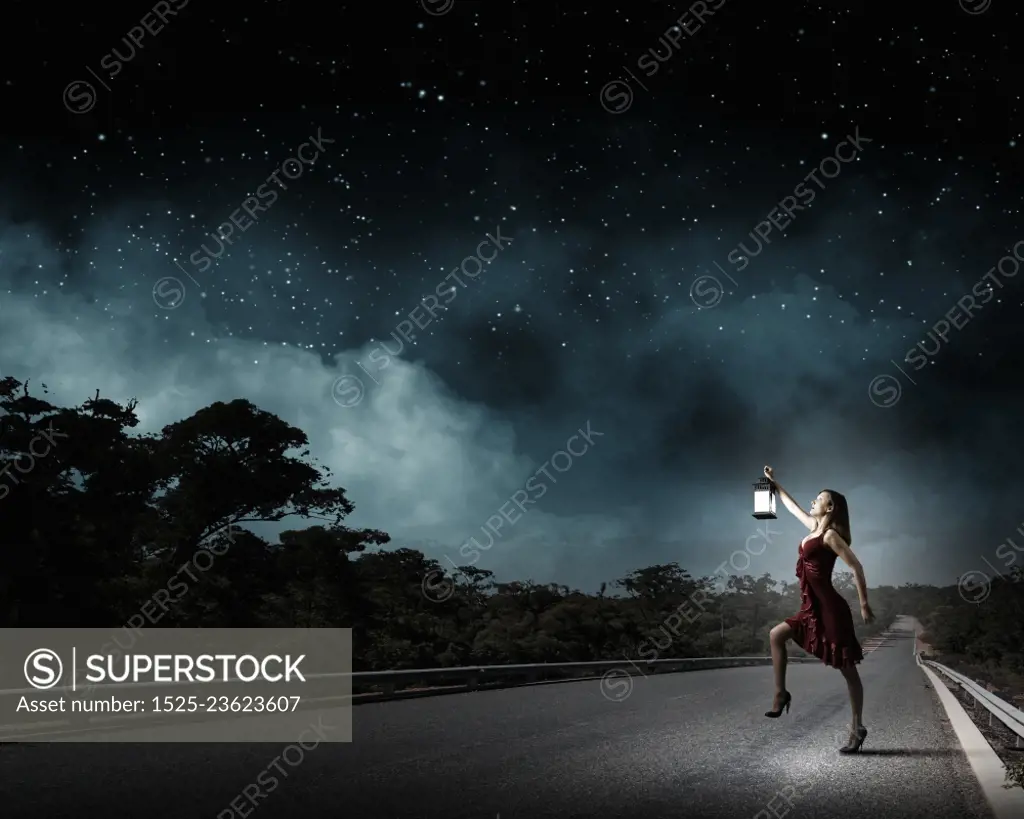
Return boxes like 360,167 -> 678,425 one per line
753,477 -> 777,520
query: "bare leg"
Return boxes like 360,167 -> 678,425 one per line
769,622 -> 793,708
840,665 -> 864,728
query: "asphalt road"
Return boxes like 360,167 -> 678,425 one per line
0,616 -> 994,819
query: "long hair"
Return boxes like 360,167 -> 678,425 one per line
820,488 -> 852,545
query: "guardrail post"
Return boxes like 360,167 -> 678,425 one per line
467,673 -> 479,691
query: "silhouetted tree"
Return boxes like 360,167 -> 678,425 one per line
2,374 -> 1020,706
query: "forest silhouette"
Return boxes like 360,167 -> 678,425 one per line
1,375 -> 1021,690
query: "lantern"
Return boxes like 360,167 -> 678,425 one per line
753,477 -> 777,519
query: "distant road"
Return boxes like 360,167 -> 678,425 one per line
0,616 -> 994,818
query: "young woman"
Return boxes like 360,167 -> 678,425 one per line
762,465 -> 875,754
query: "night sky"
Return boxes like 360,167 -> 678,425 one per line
1,1 -> 1021,592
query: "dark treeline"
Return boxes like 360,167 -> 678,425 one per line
1,378 -> 1022,680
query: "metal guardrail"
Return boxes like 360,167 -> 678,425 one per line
346,655 -> 817,694
921,656 -> 1024,748
2,655 -> 815,696
0,655 -> 810,737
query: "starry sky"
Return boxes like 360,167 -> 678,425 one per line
1,1 -> 1021,592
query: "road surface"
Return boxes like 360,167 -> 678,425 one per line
0,616 -> 994,818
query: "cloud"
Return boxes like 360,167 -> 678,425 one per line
0,280 -> 530,538
1,175 -> 1016,593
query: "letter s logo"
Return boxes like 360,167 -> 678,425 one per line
24,648 -> 63,689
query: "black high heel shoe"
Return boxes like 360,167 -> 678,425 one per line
839,725 -> 868,754
764,691 -> 792,718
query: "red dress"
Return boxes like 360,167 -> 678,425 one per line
784,531 -> 863,669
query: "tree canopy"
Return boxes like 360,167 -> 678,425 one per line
1,376 -> 1020,684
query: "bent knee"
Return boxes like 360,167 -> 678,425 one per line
770,623 -> 790,641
